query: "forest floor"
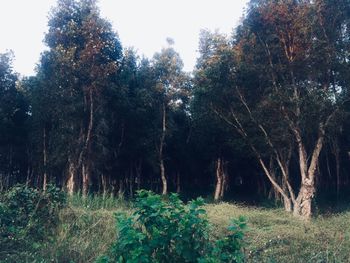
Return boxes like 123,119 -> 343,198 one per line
44,195 -> 350,263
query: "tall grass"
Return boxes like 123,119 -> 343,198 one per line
206,202 -> 350,262
37,194 -> 350,262
42,194 -> 130,262
67,192 -> 129,210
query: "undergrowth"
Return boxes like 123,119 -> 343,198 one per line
2,186 -> 350,262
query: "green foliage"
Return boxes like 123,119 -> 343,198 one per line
0,184 -> 66,261
98,190 -> 246,263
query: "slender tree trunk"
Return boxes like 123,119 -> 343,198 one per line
67,158 -> 76,195
82,163 -> 90,197
129,167 -> 134,197
176,171 -> 181,193
101,174 -> 107,198
159,102 -> 167,195
135,160 -> 142,190
214,158 -> 224,201
220,162 -> 228,199
43,127 -> 48,191
118,179 -> 124,199
81,89 -> 94,197
331,139 -> 340,201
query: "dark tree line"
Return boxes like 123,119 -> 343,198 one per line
0,0 -> 349,219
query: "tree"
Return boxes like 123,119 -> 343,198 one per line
151,40 -> 190,195
0,52 -> 29,189
34,0 -> 123,195
205,0 -> 350,219
192,30 -> 241,201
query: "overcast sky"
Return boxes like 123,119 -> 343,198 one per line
0,0 -> 248,76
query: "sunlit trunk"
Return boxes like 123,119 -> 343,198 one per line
214,158 -> 226,201
66,158 -> 76,195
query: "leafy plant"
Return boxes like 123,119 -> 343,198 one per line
98,190 -> 246,263
0,184 -> 66,261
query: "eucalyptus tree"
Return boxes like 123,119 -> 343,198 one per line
151,39 -> 191,195
227,0 -> 349,219
35,0 -> 123,195
192,30 -> 241,201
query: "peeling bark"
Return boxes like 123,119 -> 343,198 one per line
214,158 -> 227,201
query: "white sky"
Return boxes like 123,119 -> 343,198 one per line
0,0 -> 248,76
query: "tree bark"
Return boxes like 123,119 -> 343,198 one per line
159,102 -> 167,195
135,160 -> 142,190
118,179 -> 124,199
331,139 -> 340,200
176,171 -> 181,194
80,88 -> 94,197
291,123 -> 325,219
214,158 -> 226,201
101,174 -> 107,198
82,163 -> 90,197
66,158 -> 76,195
43,127 -> 47,191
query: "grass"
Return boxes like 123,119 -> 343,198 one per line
39,194 -> 350,263
206,203 -> 350,262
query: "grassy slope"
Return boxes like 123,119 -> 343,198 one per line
206,203 -> 350,262
48,196 -> 350,263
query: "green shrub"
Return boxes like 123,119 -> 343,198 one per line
98,190 -> 246,263
0,184 -> 66,261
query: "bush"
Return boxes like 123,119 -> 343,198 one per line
0,184 -> 66,261
98,190 -> 246,263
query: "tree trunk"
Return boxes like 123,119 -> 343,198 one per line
223,106 -> 293,211
176,171 -> 181,193
67,158 -> 76,195
135,160 -> 142,190
129,167 -> 134,197
43,127 -> 48,191
220,163 -> 228,199
331,139 -> 340,201
291,124 -> 325,220
214,158 -> 224,201
82,163 -> 90,197
101,174 -> 107,198
159,102 -> 167,195
293,179 -> 314,219
118,179 -> 124,199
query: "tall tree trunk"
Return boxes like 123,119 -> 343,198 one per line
66,158 -> 76,195
331,139 -> 340,201
159,102 -> 167,195
214,158 -> 224,201
118,179 -> 124,199
220,162 -> 228,199
129,166 -> 134,197
101,174 -> 107,198
43,127 -> 47,191
81,88 -> 94,197
292,123 -> 326,219
135,160 -> 142,191
82,163 -> 90,197
176,171 -> 181,193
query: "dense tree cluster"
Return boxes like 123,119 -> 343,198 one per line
0,0 -> 349,219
